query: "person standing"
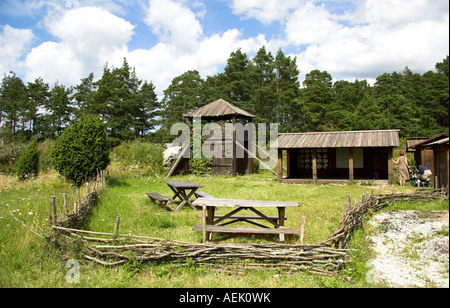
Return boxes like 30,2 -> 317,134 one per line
392,150 -> 410,186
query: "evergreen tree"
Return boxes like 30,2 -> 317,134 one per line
26,77 -> 49,137
16,138 -> 39,180
45,82 -> 74,138
0,72 -> 28,140
94,58 -> 159,145
249,46 -> 276,122
222,48 -> 251,109
52,115 -> 110,187
161,70 -> 205,142
74,72 -> 98,118
299,70 -> 334,131
135,81 -> 159,138
274,49 -> 300,132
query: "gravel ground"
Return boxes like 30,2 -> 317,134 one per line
367,210 -> 449,288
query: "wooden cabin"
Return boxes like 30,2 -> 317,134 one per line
273,130 -> 400,184
410,134 -> 449,190
406,137 -> 435,184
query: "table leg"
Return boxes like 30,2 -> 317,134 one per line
175,189 -> 198,211
278,207 -> 286,242
168,186 -> 181,204
184,189 -> 199,210
207,207 -> 215,242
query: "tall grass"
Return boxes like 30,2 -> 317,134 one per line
1,167 -> 447,287
108,140 -> 165,177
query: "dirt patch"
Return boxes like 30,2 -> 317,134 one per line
366,210 -> 449,288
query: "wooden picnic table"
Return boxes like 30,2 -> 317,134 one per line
164,181 -> 203,211
192,197 -> 300,244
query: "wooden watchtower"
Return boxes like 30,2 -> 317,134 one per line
166,99 -> 256,176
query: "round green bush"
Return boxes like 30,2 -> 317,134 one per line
16,139 -> 39,180
52,115 -> 110,187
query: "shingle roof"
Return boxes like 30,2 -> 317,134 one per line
272,130 -> 400,149
184,99 -> 255,119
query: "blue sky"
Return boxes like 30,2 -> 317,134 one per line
1,0 -> 449,97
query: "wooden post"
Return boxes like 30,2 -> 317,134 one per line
277,149 -> 283,182
51,196 -> 57,226
63,193 -> 68,215
312,149 -> 317,183
87,182 -> 90,194
300,216 -> 306,245
349,148 -> 354,182
202,205 -> 207,244
247,118 -> 253,174
388,147 -> 394,184
278,207 -> 286,242
232,115 -> 237,176
113,216 -> 120,240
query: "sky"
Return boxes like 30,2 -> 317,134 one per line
1,0 -> 449,97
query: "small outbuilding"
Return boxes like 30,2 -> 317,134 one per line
273,130 -> 400,184
410,133 -> 449,190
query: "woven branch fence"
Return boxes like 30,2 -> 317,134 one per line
49,186 -> 448,276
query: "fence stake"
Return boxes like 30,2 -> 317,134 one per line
63,193 -> 68,215
113,216 -> 120,240
51,196 -> 57,226
76,188 -> 81,211
300,216 -> 306,245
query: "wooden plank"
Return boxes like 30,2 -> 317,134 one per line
146,193 -> 172,211
277,148 -> 283,182
194,191 -> 215,198
146,193 -> 169,202
165,145 -> 189,178
196,215 -> 287,221
193,224 -> 301,235
192,198 -> 299,208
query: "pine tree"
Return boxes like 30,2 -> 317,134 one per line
249,46 -> 276,122
274,49 -> 300,132
0,72 -> 28,140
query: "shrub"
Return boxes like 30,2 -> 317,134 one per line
16,139 -> 39,180
110,140 -> 165,176
52,115 -> 110,187
37,139 -> 54,173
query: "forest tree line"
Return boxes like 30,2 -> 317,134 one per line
1,47 -> 448,147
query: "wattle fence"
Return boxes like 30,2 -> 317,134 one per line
48,183 -> 447,276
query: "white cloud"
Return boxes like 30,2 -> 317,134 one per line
3,0 -> 446,98
24,6 -> 134,86
285,2 -> 342,46
0,25 -> 35,75
230,0 -> 303,24
126,0 -> 270,97
128,28 -> 268,98
145,0 -> 203,54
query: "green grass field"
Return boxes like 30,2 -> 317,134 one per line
1,171 -> 448,288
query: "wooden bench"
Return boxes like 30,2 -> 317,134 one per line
146,193 -> 171,211
196,214 -> 287,228
194,191 -> 215,198
193,224 -> 301,244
